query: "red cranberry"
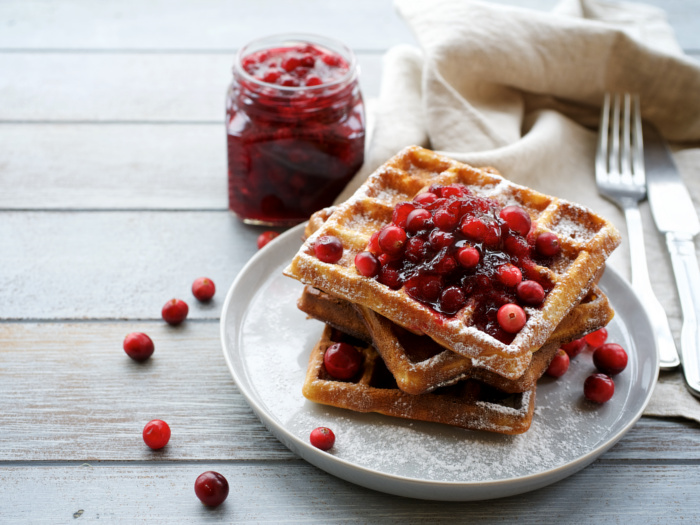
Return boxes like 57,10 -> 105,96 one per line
378,264 -> 402,289
535,232 -> 561,257
504,234 -> 530,257
123,332 -> 154,361
545,349 -> 570,378
257,230 -> 280,249
392,202 -> 416,228
162,299 -> 188,325
378,225 -> 407,254
428,229 -> 454,250
457,246 -> 480,268
441,184 -> 468,198
413,192 -> 437,206
585,328 -> 608,348
461,216 -> 487,241
143,419 -> 171,450
314,235 -> 344,263
367,231 -> 381,254
497,264 -> 522,287
378,252 -> 400,266
192,277 -> 216,302
584,373 -> 615,403
305,76 -> 322,87
482,220 -> 501,247
561,337 -> 586,358
300,54 -> 316,68
405,208 -> 432,233
194,471 -> 229,507
354,251 -> 380,277
497,304 -> 527,333
516,280 -> 545,305
434,253 -> 458,274
593,343 -> 628,375
281,56 -> 301,72
324,342 -> 362,380
500,205 -> 532,236
310,426 -> 335,451
406,274 -> 443,303
405,237 -> 428,262
434,208 -> 459,231
440,286 -> 466,314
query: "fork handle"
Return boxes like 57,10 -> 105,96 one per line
666,232 -> 700,398
623,201 -> 681,370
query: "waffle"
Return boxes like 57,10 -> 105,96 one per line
298,284 -> 613,394
303,325 -> 536,435
285,146 -> 621,379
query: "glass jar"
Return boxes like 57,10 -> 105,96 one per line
226,34 -> 366,226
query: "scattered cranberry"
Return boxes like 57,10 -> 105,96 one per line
593,343 -> 628,375
354,251 -> 380,277
123,332 -> 154,361
584,373 -> 615,403
162,299 -> 188,325
457,246 -> 480,268
142,419 -> 171,450
194,471 -> 229,507
378,225 -> 407,254
535,232 -> 561,257
310,427 -> 335,451
257,230 -> 279,249
500,205 -> 531,236
434,208 -> 459,231
392,202 -> 416,228
324,342 -> 362,380
413,192 -> 437,206
405,209 -> 432,233
192,277 -> 216,302
545,349 -> 570,378
461,216 -> 487,241
585,328 -> 608,348
497,263 -> 522,287
561,337 -> 586,358
516,280 -> 545,305
497,304 -> 527,333
314,235 -> 343,263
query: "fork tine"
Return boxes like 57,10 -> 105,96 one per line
596,93 -> 610,181
609,93 -> 621,182
631,94 -> 645,185
621,93 -> 632,181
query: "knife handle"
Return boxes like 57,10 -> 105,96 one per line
666,232 -> 700,398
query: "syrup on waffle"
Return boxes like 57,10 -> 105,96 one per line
303,325 -> 536,435
285,146 -> 621,379
298,284 -> 613,394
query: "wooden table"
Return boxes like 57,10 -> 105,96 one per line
1,1 -> 699,522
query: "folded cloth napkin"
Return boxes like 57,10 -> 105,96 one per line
338,0 -> 700,422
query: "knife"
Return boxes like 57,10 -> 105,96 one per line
645,124 -> 700,398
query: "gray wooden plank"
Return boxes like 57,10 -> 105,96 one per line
0,461 -> 698,523
0,53 -> 382,121
0,322 -> 291,461
0,322 -> 698,462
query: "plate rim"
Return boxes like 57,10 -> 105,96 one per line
220,222 -> 660,501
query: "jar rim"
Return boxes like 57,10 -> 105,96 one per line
233,33 -> 358,92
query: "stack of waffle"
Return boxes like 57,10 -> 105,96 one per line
284,147 -> 620,434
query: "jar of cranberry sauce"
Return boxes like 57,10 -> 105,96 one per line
226,34 -> 365,225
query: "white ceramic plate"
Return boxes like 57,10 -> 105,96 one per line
220,223 -> 659,501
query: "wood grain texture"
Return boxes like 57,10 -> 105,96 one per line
0,462 -> 699,523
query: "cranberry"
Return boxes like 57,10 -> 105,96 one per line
142,419 -> 171,450
392,202 -> 416,228
378,225 -> 407,254
434,253 -> 458,274
192,277 -> 216,302
497,264 -> 522,287
457,246 -> 480,268
194,471 -> 229,507
561,337 -> 586,358
441,184 -> 468,198
584,373 -> 615,403
535,232 -> 561,257
405,237 -> 428,262
482,220 -> 502,247
367,231 -> 381,254
500,205 -> 531,236
585,328 -> 608,348
434,208 -> 459,231
413,192 -> 437,206
461,216 -> 487,241
281,56 -> 301,72
428,229 -> 453,250
516,280 -> 545,305
257,230 -> 280,249
310,427 -> 335,451
545,349 -> 570,378
377,264 -> 402,289
405,208 -> 432,233
305,76 -> 322,87
162,299 -> 188,325
354,251 -> 380,277
593,343 -> 628,375
324,342 -> 362,380
504,234 -> 530,257
123,332 -> 154,362
406,274 -> 443,303
314,235 -> 344,263
262,70 -> 281,84
497,304 -> 527,333
440,286 -> 466,314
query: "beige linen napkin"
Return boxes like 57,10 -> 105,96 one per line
340,0 -> 700,422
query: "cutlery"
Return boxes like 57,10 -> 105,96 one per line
645,123 -> 700,397
596,93 -> 681,371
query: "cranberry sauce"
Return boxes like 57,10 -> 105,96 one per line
357,183 -> 556,343
227,35 -> 365,226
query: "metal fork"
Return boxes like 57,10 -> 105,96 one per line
596,93 -> 680,370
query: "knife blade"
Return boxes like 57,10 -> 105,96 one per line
645,124 -> 700,398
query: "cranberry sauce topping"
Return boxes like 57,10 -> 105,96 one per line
364,183 -> 555,342
227,38 -> 365,226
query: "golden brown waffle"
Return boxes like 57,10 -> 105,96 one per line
303,325 -> 536,435
298,284 -> 613,394
285,146 -> 620,379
